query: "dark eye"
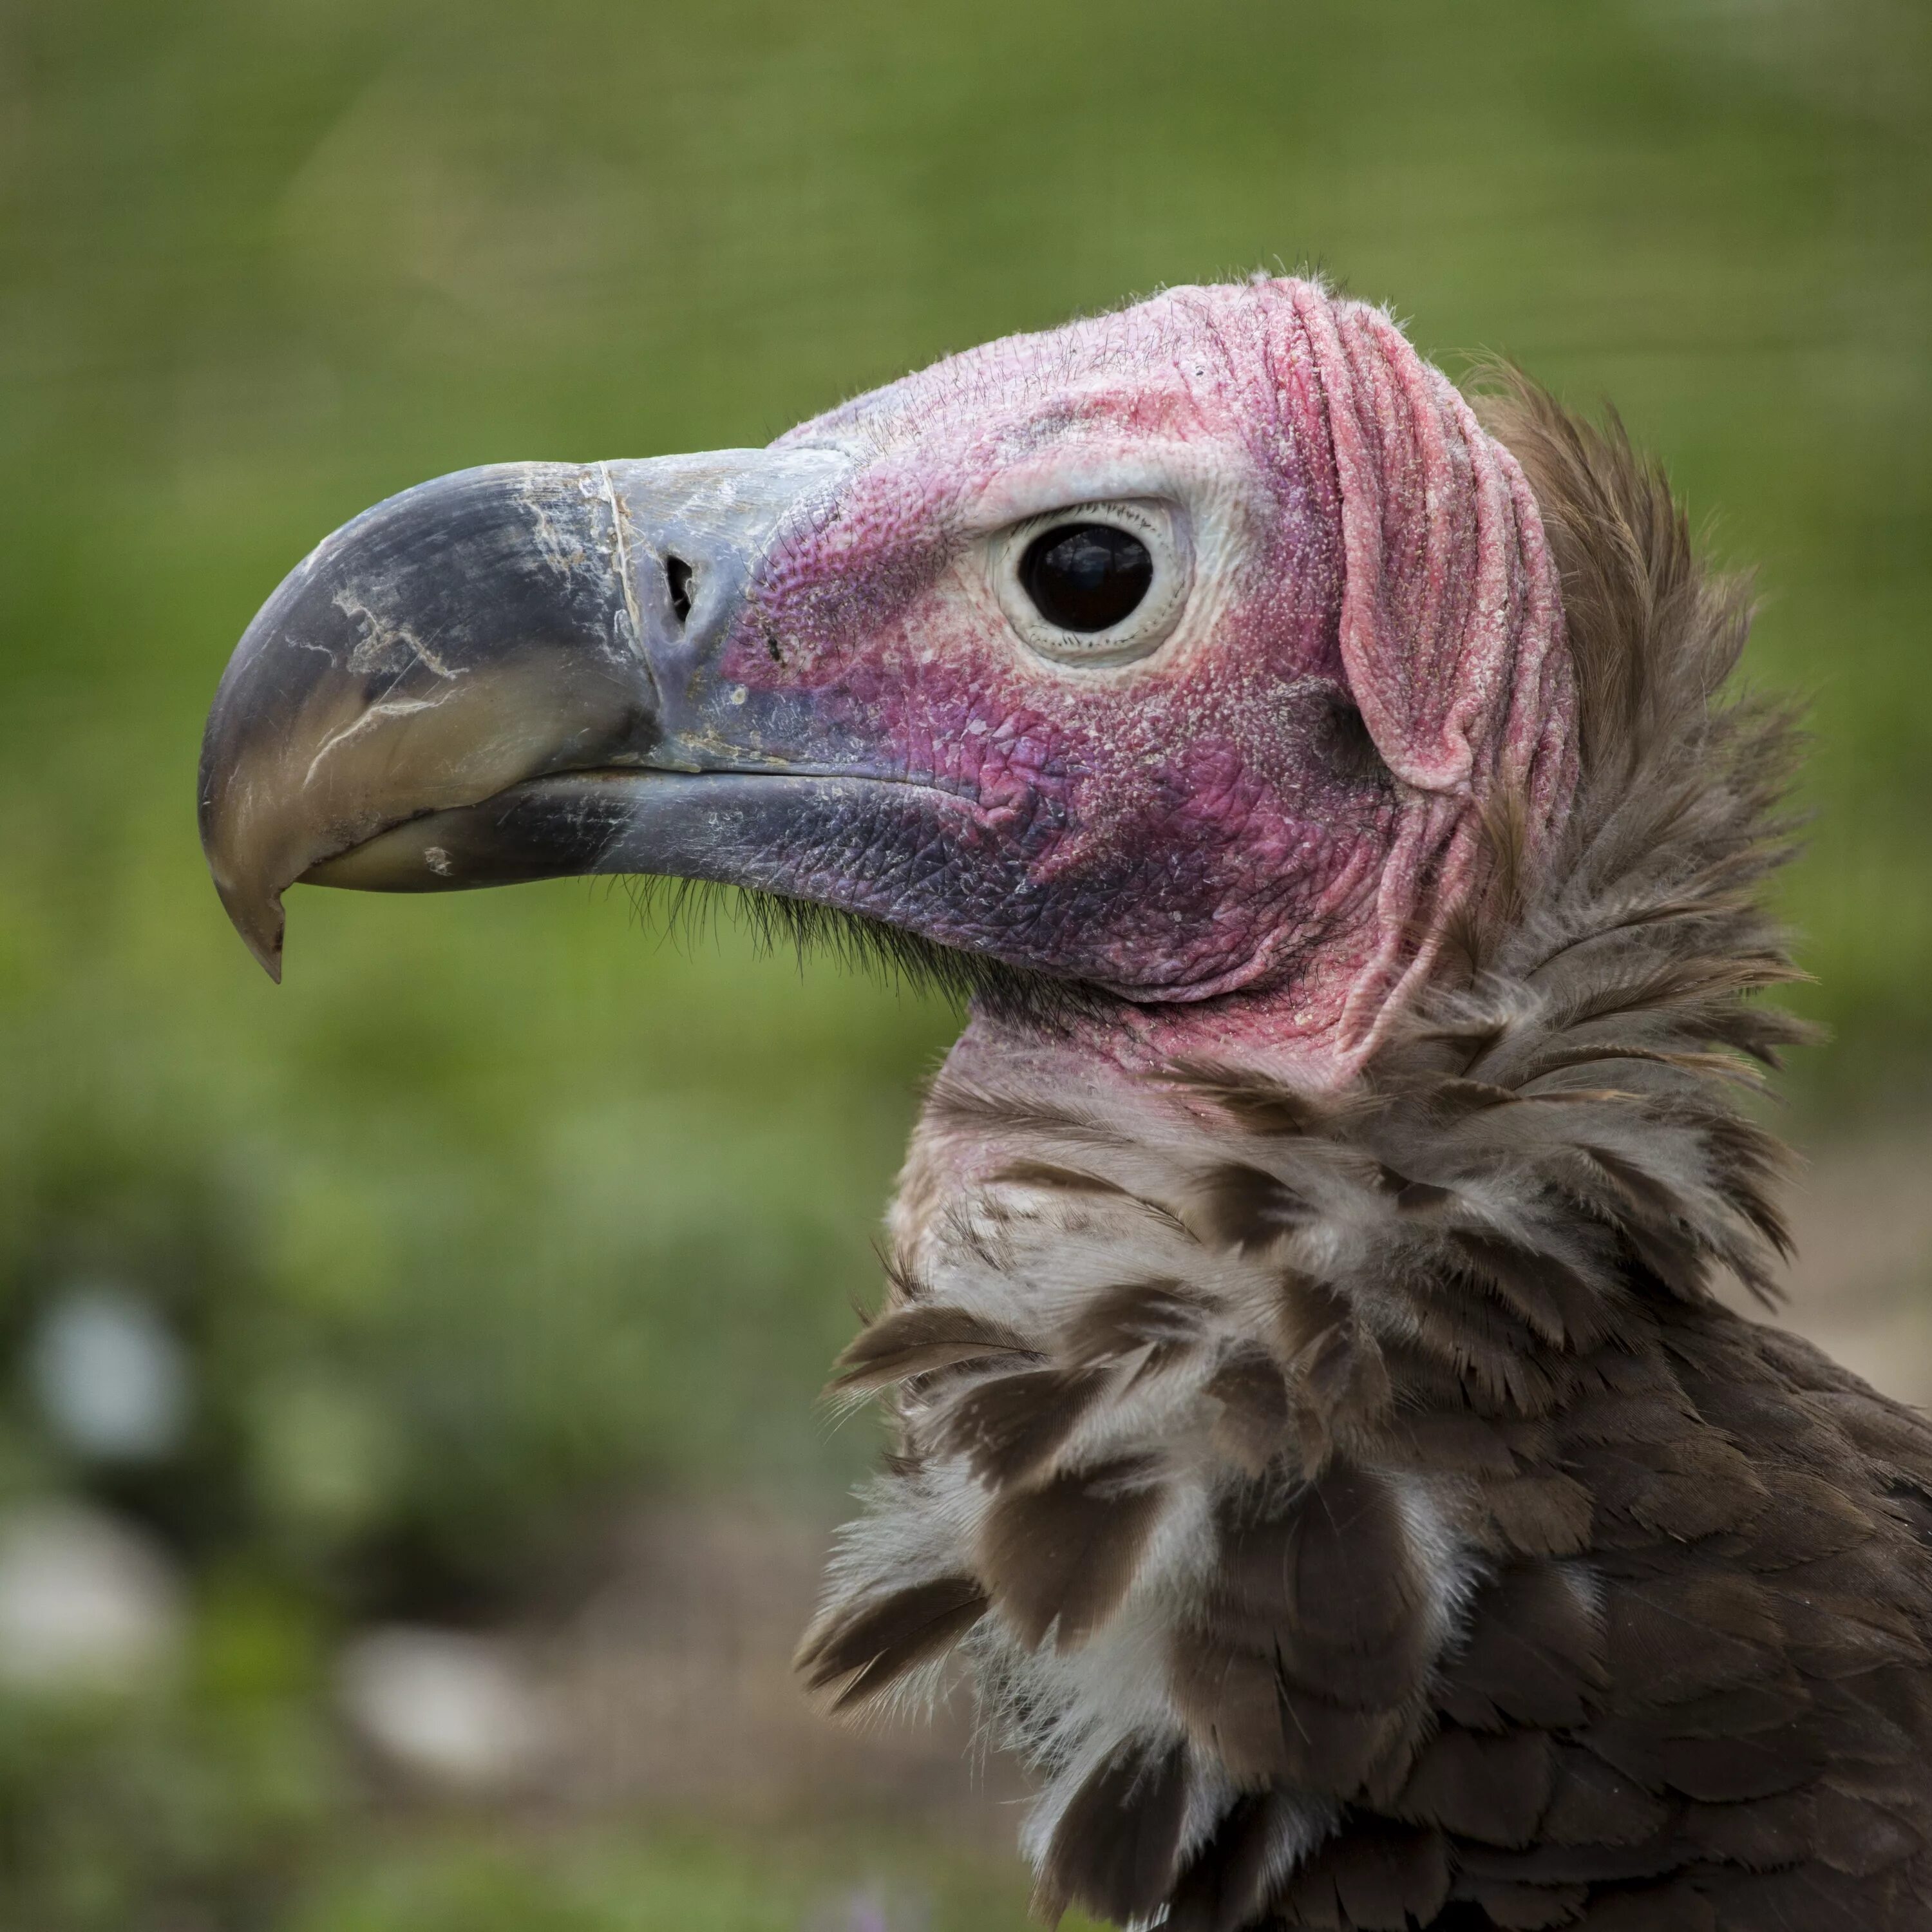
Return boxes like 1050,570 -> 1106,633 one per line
1019,522 -> 1153,633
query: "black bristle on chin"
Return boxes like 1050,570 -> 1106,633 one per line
608,875 -> 1113,1028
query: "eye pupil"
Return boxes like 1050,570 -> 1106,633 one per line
1019,522 -> 1153,634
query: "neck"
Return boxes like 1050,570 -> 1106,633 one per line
911,980 -> 1369,1228
953,994 -> 1354,1099
955,906 -> 1432,1100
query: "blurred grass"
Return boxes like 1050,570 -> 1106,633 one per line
286,1823 -> 1101,1932
0,0 -> 1926,1923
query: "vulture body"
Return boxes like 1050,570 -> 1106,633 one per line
198,279 -> 1932,1928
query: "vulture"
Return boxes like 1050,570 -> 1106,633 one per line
199,278 -> 1932,1929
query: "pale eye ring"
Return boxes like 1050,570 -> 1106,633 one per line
992,498 -> 1190,667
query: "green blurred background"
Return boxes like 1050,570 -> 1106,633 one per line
0,0 -> 1926,1924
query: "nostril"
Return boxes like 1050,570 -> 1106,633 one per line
665,556 -> 694,625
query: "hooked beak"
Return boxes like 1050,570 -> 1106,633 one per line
198,449 -> 850,979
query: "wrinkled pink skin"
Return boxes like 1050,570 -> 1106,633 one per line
703,281 -> 1575,1094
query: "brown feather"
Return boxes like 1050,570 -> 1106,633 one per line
829,1304 -> 1039,1391
1448,1227 -> 1613,1350
1539,1741 -> 1675,1846
1388,1407 -> 1522,1479
977,1455 -> 1166,1649
989,1159 -> 1193,1236
1450,1876 -> 1588,1927
1810,1783 -> 1922,1877
795,1574 -> 989,1710
1192,1161 -> 1317,1252
1063,1276 -> 1207,1370
1600,1571 -> 1785,1703
1166,1061 -> 1335,1137
1566,1436 -> 1770,1542
1436,1563 -> 1607,1732
1387,1725 -> 1553,1846
1681,1788 -> 1817,1868
940,1364 -> 1108,1485
1035,1738 -> 1190,1927
1205,1346 -> 1294,1475
1276,1817 -> 1450,1931
1170,1468 -> 1434,1794
1283,1318 -> 1393,1472
1165,1789 -> 1310,1932
1470,1471 -> 1596,1559
1578,1878 -> 1719,1931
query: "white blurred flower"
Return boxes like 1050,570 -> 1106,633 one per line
28,1284 -> 190,1462
0,1502 -> 185,1691
336,1625 -> 553,1790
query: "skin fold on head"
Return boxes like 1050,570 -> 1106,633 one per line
198,277 -> 1578,1086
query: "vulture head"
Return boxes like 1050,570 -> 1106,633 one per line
200,282 -> 1932,1929
200,278 -> 1573,1077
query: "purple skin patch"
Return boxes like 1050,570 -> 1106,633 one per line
696,281 -> 1575,1080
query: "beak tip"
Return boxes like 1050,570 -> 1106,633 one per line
246,916 -> 286,984
214,876 -> 286,983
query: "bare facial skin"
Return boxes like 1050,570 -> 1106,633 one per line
199,278 -> 1575,1082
